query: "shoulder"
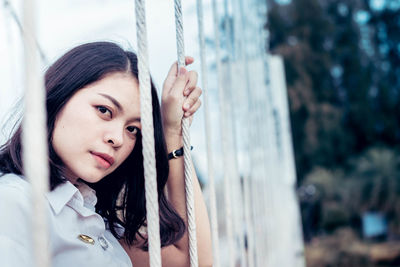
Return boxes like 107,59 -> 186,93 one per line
0,173 -> 34,265
0,173 -> 32,214
0,172 -> 31,194
0,172 -> 29,186
0,172 -> 32,232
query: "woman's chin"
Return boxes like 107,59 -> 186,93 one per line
72,168 -> 109,184
80,174 -> 106,184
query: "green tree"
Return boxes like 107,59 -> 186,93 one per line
267,0 -> 400,182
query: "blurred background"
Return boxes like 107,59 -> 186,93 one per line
268,0 -> 400,266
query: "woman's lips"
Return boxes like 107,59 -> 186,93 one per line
91,152 -> 114,169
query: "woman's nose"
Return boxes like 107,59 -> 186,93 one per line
104,128 -> 123,148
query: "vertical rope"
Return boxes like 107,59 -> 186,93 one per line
21,1 -> 50,267
246,1 -> 273,264
230,0 -> 255,264
210,0 -> 235,266
195,1 -> 221,267
253,1 -> 280,265
242,174 -> 255,267
4,0 -> 48,64
222,1 -> 247,266
254,16 -> 275,267
2,0 -> 12,119
173,1 -> 199,267
232,0 -> 270,265
135,1 -> 162,266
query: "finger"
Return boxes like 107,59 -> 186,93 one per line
166,56 -> 194,81
164,62 -> 179,87
184,99 -> 201,117
183,86 -> 202,111
184,71 -> 198,96
169,67 -> 189,95
185,56 -> 194,66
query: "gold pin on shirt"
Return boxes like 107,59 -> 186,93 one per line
78,234 -> 95,245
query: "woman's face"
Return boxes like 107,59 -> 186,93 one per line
52,72 -> 141,184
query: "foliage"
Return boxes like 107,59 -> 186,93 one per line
344,147 -> 400,235
302,147 -> 400,235
267,0 -> 400,182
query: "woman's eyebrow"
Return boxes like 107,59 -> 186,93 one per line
98,93 -> 141,123
98,93 -> 123,112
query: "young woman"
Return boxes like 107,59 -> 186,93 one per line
0,42 -> 212,267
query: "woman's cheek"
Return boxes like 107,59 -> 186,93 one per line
122,140 -> 136,160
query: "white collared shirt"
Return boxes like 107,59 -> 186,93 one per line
0,173 -> 132,267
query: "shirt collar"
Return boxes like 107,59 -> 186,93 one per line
46,180 -> 98,215
46,181 -> 78,214
76,181 -> 98,211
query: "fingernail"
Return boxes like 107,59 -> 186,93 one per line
184,89 -> 189,95
185,112 -> 190,117
179,67 -> 187,76
184,103 -> 190,109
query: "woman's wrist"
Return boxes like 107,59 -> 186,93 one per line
162,124 -> 182,136
164,130 -> 183,153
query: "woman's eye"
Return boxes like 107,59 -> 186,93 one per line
96,106 -> 112,117
127,126 -> 140,136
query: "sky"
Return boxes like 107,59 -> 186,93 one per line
0,0 -> 222,181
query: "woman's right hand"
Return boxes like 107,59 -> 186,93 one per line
161,57 -> 202,137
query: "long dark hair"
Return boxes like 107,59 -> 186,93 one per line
0,41 -> 185,248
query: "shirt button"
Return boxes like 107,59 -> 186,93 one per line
78,234 -> 95,245
98,236 -> 109,250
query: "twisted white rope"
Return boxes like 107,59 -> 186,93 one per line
249,7 -> 271,265
246,8 -> 273,267
222,1 -> 248,266
135,1 -> 161,266
173,1 -> 198,267
231,0 -> 264,265
242,174 -> 255,267
21,1 -> 50,267
251,1 -> 278,265
210,0 -> 235,266
195,0 -> 221,267
4,0 -> 48,64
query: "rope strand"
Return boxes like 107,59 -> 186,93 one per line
195,0 -> 221,266
211,0 -> 235,266
135,0 -> 162,266
4,0 -> 48,64
21,0 -> 51,266
173,1 -> 199,266
223,0 -> 248,266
